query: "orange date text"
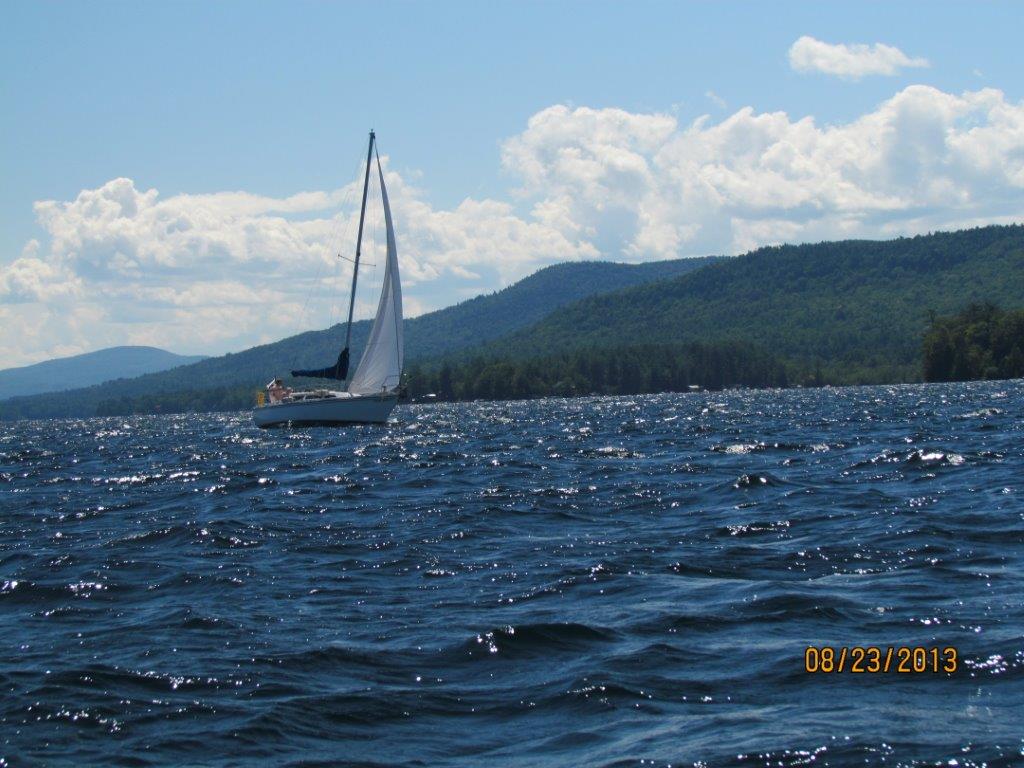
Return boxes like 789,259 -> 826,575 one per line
804,646 -> 958,674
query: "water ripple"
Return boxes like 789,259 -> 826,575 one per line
1,381 -> 1023,766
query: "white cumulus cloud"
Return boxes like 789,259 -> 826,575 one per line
788,35 -> 929,79
500,86 -> 1024,258
0,163 -> 594,366
3,83 -> 1023,367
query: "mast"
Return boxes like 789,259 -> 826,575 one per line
289,130 -> 379,383
344,130 -> 376,352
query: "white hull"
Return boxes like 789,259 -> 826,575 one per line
253,393 -> 398,428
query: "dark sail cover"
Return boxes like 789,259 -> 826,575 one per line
291,347 -> 350,381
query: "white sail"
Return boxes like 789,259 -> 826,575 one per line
347,156 -> 403,395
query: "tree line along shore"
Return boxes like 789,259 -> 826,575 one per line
17,305 -> 1022,419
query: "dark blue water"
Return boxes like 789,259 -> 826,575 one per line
2,383 -> 1022,767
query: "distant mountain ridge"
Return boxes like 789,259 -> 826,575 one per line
0,257 -> 720,419
0,346 -> 207,400
480,225 -> 1024,384
3,224 -> 1021,421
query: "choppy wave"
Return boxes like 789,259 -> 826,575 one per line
1,382 -> 1023,766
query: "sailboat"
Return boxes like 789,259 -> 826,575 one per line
253,131 -> 403,428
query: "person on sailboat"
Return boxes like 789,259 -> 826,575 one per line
266,378 -> 292,404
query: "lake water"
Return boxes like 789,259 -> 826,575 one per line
2,382 -> 1022,766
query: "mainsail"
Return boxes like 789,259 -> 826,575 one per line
291,130 -> 403,392
347,150 -> 403,395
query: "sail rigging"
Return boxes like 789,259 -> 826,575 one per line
347,146 -> 403,394
291,130 -> 403,394
292,131 -> 375,382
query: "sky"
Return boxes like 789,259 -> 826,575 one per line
2,1 -> 1022,367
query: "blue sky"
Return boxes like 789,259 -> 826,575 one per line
2,1 -> 1023,365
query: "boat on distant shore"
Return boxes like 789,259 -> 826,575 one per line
253,130 -> 403,428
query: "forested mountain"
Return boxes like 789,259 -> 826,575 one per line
0,257 -> 718,420
480,226 -> 1024,384
406,257 -> 722,359
3,225 -> 1021,421
923,303 -> 1024,382
0,346 -> 206,400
